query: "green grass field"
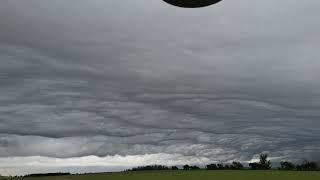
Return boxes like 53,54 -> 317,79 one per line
20,170 -> 320,180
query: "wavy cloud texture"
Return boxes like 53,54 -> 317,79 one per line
0,0 -> 320,175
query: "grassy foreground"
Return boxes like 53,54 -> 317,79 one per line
21,170 -> 320,180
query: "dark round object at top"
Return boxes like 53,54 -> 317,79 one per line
163,0 -> 223,8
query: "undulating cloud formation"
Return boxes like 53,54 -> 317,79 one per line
0,0 -> 320,176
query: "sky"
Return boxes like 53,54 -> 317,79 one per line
0,0 -> 320,176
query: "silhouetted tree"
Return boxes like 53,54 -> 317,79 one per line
249,154 -> 271,170
280,161 -> 295,170
259,154 -> 271,169
24,173 -> 71,177
190,166 -> 200,170
217,164 -> 224,169
296,161 -> 318,171
249,162 -> 261,170
206,164 -> 218,170
183,165 -> 190,170
171,166 -> 179,170
231,161 -> 244,170
129,165 -> 170,171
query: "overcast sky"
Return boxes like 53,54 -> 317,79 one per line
0,0 -> 320,176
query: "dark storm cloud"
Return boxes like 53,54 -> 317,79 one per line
0,0 -> 320,173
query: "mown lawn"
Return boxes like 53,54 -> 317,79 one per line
19,170 -> 320,180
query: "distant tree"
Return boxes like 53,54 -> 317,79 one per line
249,162 -> 261,170
206,164 -> 218,170
217,164 -> 224,169
183,165 -> 190,170
24,173 -> 71,177
129,165 -> 170,171
249,154 -> 271,170
171,166 -> 179,170
231,161 -> 244,170
190,166 -> 200,170
259,154 -> 271,169
224,164 -> 230,169
280,161 -> 295,170
296,161 -> 318,171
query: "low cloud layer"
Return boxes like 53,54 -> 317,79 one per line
0,0 -> 320,175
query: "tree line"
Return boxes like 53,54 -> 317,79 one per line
127,154 -> 319,171
24,172 -> 71,177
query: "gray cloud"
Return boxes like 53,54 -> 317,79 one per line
0,0 -> 320,175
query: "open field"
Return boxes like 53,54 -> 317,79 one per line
20,170 -> 320,180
